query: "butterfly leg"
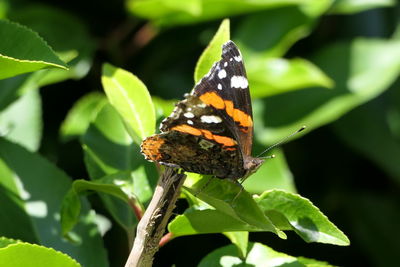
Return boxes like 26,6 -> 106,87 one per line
194,176 -> 215,196
229,179 -> 245,203
159,161 -> 181,169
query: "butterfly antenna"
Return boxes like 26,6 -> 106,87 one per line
256,126 -> 306,157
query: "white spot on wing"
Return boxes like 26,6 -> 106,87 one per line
187,120 -> 194,125
234,55 -> 242,62
217,83 -> 222,90
224,62 -> 228,67
218,69 -> 227,79
184,112 -> 195,118
231,75 -> 248,89
200,115 -> 222,124
197,103 -> 207,108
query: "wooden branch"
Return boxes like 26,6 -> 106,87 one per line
125,167 -> 186,267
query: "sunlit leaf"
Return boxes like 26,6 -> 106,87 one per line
0,89 -> 42,151
194,19 -> 230,83
0,242 -> 81,267
0,20 -> 67,80
9,6 -> 95,84
199,242 -> 335,267
170,178 -> 285,238
223,232 -> 248,259
256,190 -> 350,245
102,63 -> 156,141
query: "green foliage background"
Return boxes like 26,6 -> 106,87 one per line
0,0 -> 400,266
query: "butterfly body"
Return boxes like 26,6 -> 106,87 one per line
141,41 -> 264,180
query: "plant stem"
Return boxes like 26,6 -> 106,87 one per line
124,167 -> 186,267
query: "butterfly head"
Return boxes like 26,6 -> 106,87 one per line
243,155 -> 264,179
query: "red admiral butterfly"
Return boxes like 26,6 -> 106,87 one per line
141,41 -> 264,180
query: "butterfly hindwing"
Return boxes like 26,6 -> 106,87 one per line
141,131 -> 244,178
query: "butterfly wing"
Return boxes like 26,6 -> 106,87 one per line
141,41 -> 255,179
192,41 -> 254,156
141,130 -> 244,178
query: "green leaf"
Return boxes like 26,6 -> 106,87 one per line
101,63 -> 156,141
171,177 -> 285,238
255,38 -> 400,145
169,209 -> 262,236
249,57 -> 333,98
0,237 -> 20,249
0,138 -> 108,267
298,0 -> 333,17
329,0 -> 395,14
194,19 -> 230,83
60,92 -> 108,142
0,88 -> 42,151
199,242 -> 335,267
60,175 -> 135,235
152,96 -> 176,119
0,242 -> 81,267
82,103 -> 155,178
81,104 -> 157,231
243,149 -> 297,194
256,190 -> 350,246
222,232 -> 248,259
9,5 -> 95,84
234,7 -> 313,58
0,6 -> 95,111
127,0 -> 331,26
0,20 -> 67,80
0,74 -> 31,111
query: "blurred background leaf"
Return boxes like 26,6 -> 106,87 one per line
329,0 -> 395,14
0,138 -> 108,267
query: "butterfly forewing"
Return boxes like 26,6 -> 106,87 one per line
192,41 -> 254,156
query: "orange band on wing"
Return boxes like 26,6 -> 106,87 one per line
212,135 -> 236,147
233,109 -> 252,127
199,92 -> 253,128
171,124 -> 237,147
224,100 -> 234,117
199,91 -> 225,109
171,124 -> 202,136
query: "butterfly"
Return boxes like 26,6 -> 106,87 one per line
141,41 -> 264,180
